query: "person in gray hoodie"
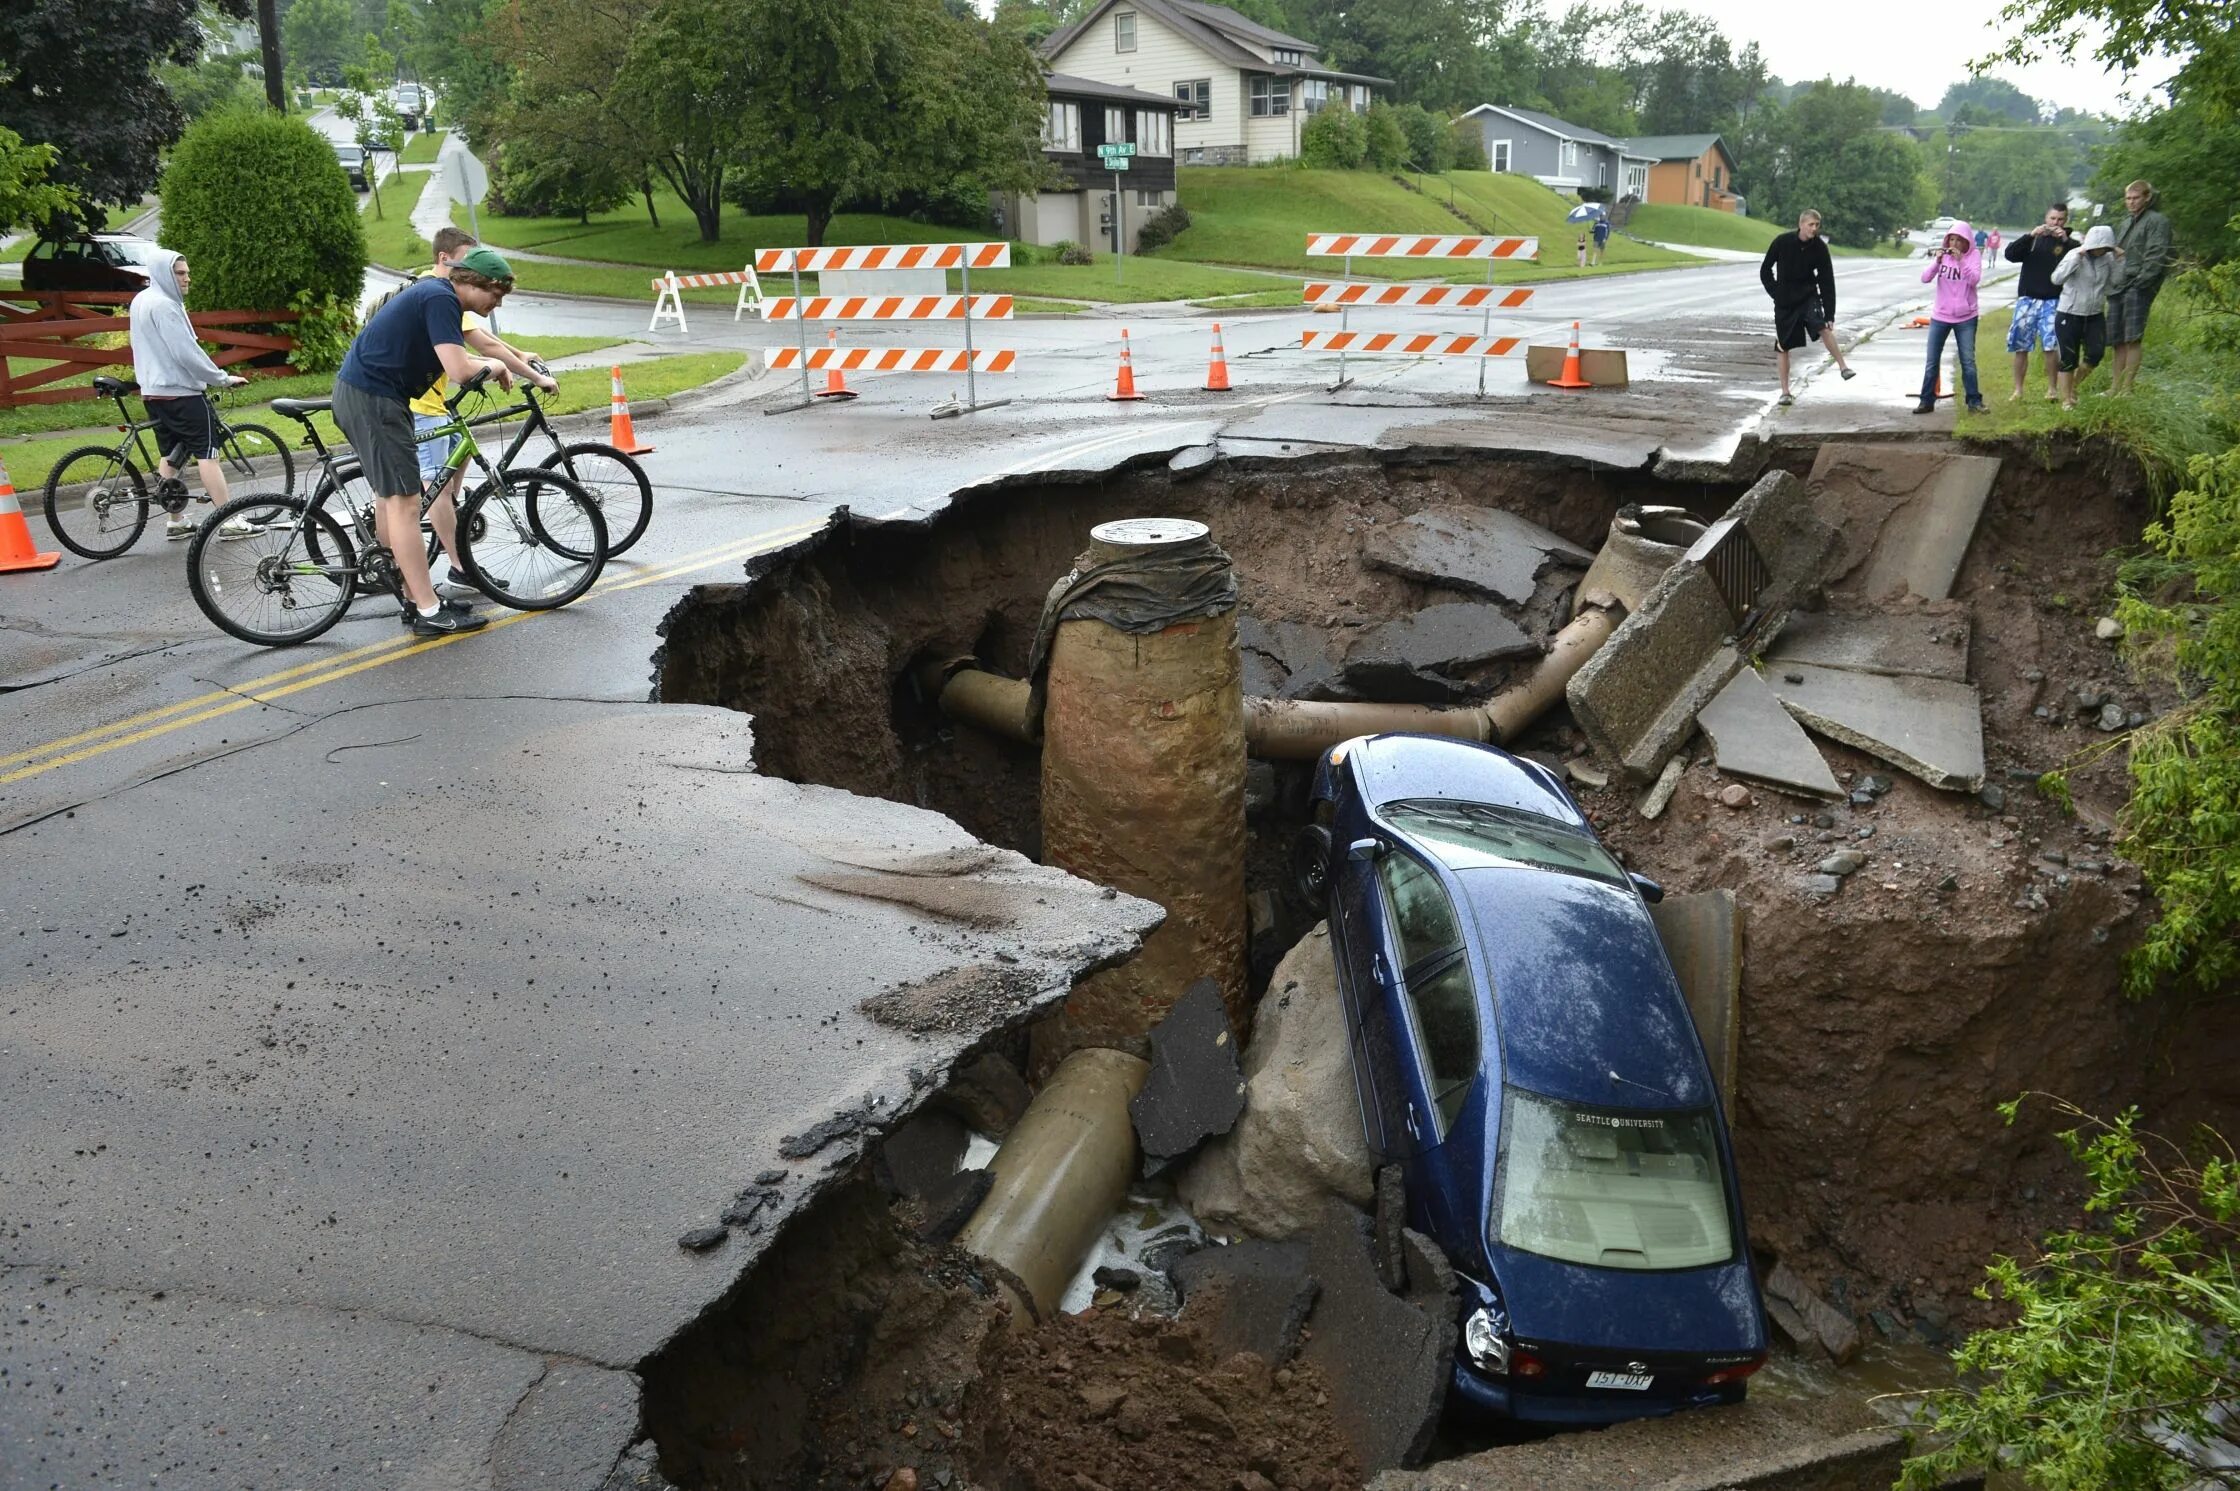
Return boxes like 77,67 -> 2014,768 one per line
129,247 -> 252,540
2050,224 -> 2118,408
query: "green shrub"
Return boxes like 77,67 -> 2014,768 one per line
287,289 -> 357,374
1447,115 -> 1488,171
1388,103 -> 1447,172
159,109 -> 366,314
1134,201 -> 1191,253
1363,103 -> 1409,172
1300,104 -> 1366,170
1055,239 -> 1094,266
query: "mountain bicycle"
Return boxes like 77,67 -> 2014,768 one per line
41,376 -> 298,560
308,365 -> 652,556
186,370 -> 606,647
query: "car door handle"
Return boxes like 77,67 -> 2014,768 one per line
1372,952 -> 1390,985
1405,1102 -> 1421,1142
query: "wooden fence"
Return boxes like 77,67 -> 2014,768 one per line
0,291 -> 299,408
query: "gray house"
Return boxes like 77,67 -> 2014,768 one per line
1461,105 -> 1653,199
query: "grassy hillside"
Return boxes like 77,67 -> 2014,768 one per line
1626,203 -> 1780,253
1432,172 -> 1698,272
463,184 -> 979,273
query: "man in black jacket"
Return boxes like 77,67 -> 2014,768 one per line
1759,208 -> 1855,407
2003,201 -> 2076,401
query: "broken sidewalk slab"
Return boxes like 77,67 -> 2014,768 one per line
1648,891 -> 1744,1117
0,701 -> 1162,1488
1696,667 -> 1843,800
1363,504 -> 1593,607
1174,1238 -> 1320,1365
1340,602 -> 1539,704
1767,602 -> 1973,684
1769,662 -> 1987,792
1130,976 -> 1247,1176
1567,470 -> 1838,785
1764,1261 -> 1863,1365
1299,1201 -> 1455,1475
1810,441 -> 2001,603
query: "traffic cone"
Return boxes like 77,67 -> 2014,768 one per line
1203,322 -> 1233,392
813,328 -> 857,401
0,456 -> 60,573
608,366 -> 654,455
1546,320 -> 1592,389
1108,327 -> 1144,402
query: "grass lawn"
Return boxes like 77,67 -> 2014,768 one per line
1626,204 -> 1778,253
0,237 -> 30,266
974,256 -> 1280,303
457,185 -> 978,271
362,172 -> 432,269
1190,288 -> 1306,310
400,130 -> 445,165
1431,172 -> 1699,277
1014,298 -> 1088,315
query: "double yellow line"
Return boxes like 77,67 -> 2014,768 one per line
1,519 -> 825,787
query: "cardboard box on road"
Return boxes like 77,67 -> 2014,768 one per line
1525,345 -> 1630,388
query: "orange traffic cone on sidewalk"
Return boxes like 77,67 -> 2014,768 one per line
1204,322 -> 1233,392
0,456 -> 60,574
1546,320 -> 1592,390
814,328 -> 857,401
1108,327 -> 1144,402
608,366 -> 655,455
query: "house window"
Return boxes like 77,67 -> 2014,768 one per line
1137,110 -> 1171,156
1559,140 -> 1577,174
1174,79 -> 1210,121
1491,139 -> 1511,172
1272,47 -> 1300,64
1115,11 -> 1136,51
1250,74 -> 1288,117
1042,101 -> 1081,153
1137,190 -> 1161,208
1300,78 -> 1329,114
1105,106 -> 1127,145
1350,84 -> 1370,109
1625,162 -> 1647,198
1714,165 -> 1724,189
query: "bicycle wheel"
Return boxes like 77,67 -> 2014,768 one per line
187,494 -> 359,647
457,468 -> 605,611
219,421 -> 298,496
538,442 -> 651,555
42,446 -> 149,559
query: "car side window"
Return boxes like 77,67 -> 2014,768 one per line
1376,854 -> 1481,1132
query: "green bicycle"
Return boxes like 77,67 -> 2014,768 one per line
185,370 -> 606,647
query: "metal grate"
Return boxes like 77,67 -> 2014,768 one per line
1685,516 -> 1772,635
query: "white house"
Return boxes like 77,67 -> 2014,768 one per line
1040,0 -> 1391,165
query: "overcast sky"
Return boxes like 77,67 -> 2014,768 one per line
1612,0 -> 2175,116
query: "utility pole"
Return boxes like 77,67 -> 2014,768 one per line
257,0 -> 287,110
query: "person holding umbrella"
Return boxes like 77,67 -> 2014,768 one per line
1758,208 -> 1856,407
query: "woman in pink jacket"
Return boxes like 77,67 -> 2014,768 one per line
1915,221 -> 1986,414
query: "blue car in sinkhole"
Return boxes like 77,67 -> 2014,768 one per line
1295,733 -> 1767,1425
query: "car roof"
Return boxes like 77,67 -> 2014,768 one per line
1454,865 -> 1711,1110
1348,734 -> 1585,830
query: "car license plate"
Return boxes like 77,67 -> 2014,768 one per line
1586,1370 -> 1654,1390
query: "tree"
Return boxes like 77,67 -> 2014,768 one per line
1388,102 -> 1448,172
1939,75 -> 2042,124
1900,1099 -> 2240,1491
1362,102 -> 1410,171
0,127 -> 79,236
284,0 -> 355,80
1299,102 -> 1366,169
1868,87 -> 1919,126
1938,126 -> 2079,223
158,106 -> 366,309
413,0 -> 512,147
2094,54 -> 2240,269
1734,79 -> 1935,243
0,0 -> 210,229
161,51 -> 262,124
1989,0 -> 2240,115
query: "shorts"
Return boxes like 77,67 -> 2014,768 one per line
143,393 -> 220,463
1772,298 -> 1827,352
413,412 -> 460,485
2056,311 -> 2105,373
2106,283 -> 2158,345
331,376 -> 423,500
2006,296 -> 2058,353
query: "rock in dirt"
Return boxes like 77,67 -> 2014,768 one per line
1174,1239 -> 1319,1365
2096,616 -> 2124,640
1130,977 -> 1247,1177
1298,1202 -> 1455,1474
876,1106 -> 970,1200
935,1051 -> 1033,1138
1818,850 -> 1867,877
1176,925 -> 1375,1238
1718,784 -> 1754,809
1362,504 -> 1592,606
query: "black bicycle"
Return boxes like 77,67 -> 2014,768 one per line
41,376 -> 298,559
308,368 -> 652,556
185,370 -> 606,647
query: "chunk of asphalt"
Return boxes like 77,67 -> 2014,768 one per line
1174,1238 -> 1320,1366
677,1225 -> 728,1253
873,1105 -> 969,1200
1238,615 -> 1344,702
933,1050 -> 1033,1138
914,1167 -> 994,1247
1363,505 -> 1592,606
1298,1201 -> 1453,1474
1129,977 -> 1247,1177
1397,1227 -> 1458,1321
1696,668 -> 1843,801
1340,603 -> 1539,704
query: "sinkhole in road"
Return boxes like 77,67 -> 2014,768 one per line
644,438 -> 2236,1489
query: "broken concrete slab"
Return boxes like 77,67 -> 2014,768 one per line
1769,662 -> 1987,792
1636,752 -> 1688,820
1363,504 -> 1593,607
1768,603 -> 1973,683
1299,1202 -> 1453,1474
1810,441 -> 2001,603
1174,1238 -> 1319,1365
1131,977 -> 1248,1176
0,701 -> 1161,1488
1648,891 -> 1744,1116
1343,602 -> 1538,692
1177,924 -> 1376,1238
1766,1261 -> 1863,1365
1697,667 -> 1843,800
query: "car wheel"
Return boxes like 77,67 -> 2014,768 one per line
1290,824 -> 1333,910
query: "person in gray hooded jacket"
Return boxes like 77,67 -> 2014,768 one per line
2050,224 -> 2118,409
129,247 -> 253,540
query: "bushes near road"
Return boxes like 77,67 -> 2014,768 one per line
159,110 -> 366,314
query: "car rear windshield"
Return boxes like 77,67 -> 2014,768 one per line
1494,1089 -> 1734,1270
1382,800 -> 1625,886
103,239 -> 155,266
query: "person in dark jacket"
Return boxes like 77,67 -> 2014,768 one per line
1759,208 -> 1855,407
2003,201 -> 2075,401
2106,179 -> 2174,395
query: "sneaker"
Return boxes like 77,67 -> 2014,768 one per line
1912,402 -> 1936,415
436,574 -> 483,602
1966,400 -> 1988,413
165,517 -> 200,541
409,606 -> 489,637
399,596 -> 476,627
1777,392 -> 1795,407
1840,367 -> 1857,380
214,514 -> 267,541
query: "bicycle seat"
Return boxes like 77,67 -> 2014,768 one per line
270,397 -> 332,420
93,375 -> 138,398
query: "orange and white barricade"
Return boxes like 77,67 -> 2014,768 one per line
755,242 -> 1015,418
1303,232 -> 1538,394
646,266 -> 765,334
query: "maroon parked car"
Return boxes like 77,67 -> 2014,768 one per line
22,233 -> 159,293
